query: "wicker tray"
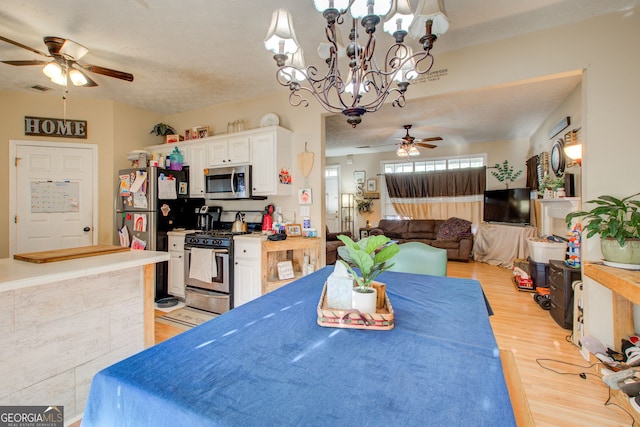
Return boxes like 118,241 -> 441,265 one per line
316,282 -> 394,330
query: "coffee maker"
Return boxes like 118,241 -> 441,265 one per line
196,206 -> 222,231
262,204 -> 274,232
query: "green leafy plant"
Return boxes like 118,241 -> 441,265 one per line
566,193 -> 640,246
150,123 -> 176,136
491,160 -> 522,188
540,174 -> 565,190
337,234 -> 399,292
356,198 -> 372,213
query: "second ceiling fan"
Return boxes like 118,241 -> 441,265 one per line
395,124 -> 442,157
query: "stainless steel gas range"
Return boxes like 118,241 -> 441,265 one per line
183,211 -> 263,314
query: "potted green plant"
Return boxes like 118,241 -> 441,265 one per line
566,193 -> 640,265
540,174 -> 565,198
491,160 -> 522,189
150,123 -> 176,137
356,198 -> 372,214
336,234 -> 399,312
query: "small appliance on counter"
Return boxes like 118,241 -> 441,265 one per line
262,204 -> 274,233
196,205 -> 222,231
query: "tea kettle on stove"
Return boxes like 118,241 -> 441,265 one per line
232,212 -> 247,233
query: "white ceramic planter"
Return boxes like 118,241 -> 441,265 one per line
352,287 -> 377,313
601,238 -> 640,264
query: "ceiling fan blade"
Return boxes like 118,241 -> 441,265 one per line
0,35 -> 50,57
415,142 -> 438,149
2,60 -> 49,66
417,137 -> 443,142
79,63 -> 134,82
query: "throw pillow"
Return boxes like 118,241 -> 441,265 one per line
437,217 -> 472,241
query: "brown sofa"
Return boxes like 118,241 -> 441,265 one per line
368,218 -> 473,262
326,226 -> 353,265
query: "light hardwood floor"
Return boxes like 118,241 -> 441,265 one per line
155,261 -> 634,426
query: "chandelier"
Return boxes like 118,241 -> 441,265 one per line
264,0 -> 449,128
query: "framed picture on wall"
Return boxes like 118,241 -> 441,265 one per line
354,170 -> 366,184
367,179 -> 377,192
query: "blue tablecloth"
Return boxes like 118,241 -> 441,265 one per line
82,267 -> 515,426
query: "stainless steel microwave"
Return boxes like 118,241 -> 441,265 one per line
204,165 -> 257,200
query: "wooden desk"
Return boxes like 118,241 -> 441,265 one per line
584,262 -> 640,423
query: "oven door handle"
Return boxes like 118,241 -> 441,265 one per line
230,169 -> 236,197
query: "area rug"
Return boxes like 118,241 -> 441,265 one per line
157,307 -> 217,331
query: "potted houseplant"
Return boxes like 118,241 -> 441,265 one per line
491,160 -> 522,189
150,123 -> 176,137
336,234 -> 399,313
540,174 -> 565,198
356,198 -> 372,214
565,193 -> 640,265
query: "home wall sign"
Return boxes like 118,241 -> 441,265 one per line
24,116 -> 87,139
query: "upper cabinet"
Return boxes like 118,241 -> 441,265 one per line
147,126 -> 293,197
251,127 -> 292,197
207,136 -> 250,166
185,142 -> 206,197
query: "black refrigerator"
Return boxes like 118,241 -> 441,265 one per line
115,166 -> 203,300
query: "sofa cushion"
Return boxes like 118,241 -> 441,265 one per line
377,220 -> 408,238
436,217 -> 472,241
407,220 -> 437,234
402,232 -> 437,240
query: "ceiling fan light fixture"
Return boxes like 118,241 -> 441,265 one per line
396,145 -> 409,157
43,62 -> 62,79
69,68 -> 88,86
408,145 -> 420,156
50,73 -> 67,86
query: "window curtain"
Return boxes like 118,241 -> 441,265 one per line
526,155 -> 539,191
384,167 -> 486,223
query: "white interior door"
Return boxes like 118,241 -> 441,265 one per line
11,141 -> 97,255
325,165 -> 340,232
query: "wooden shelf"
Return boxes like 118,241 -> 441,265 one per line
584,262 -> 640,352
261,238 -> 320,294
584,262 -> 640,423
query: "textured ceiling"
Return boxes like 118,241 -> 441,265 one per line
0,0 -> 636,155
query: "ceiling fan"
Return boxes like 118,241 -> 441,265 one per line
0,35 -> 134,87
394,124 -> 442,157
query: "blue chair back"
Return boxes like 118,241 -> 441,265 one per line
387,242 -> 447,276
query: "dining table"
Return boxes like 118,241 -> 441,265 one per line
82,266 -> 516,426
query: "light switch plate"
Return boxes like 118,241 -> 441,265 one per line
299,206 -> 310,217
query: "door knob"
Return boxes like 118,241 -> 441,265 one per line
83,227 -> 91,232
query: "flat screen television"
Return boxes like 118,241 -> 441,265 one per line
483,188 -> 531,225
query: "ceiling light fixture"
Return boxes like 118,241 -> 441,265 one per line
264,0 -> 449,128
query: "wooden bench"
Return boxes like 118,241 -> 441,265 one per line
500,349 -> 535,426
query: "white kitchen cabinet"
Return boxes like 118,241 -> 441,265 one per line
207,136 -> 250,166
251,127 -> 293,196
233,236 -> 262,307
146,127 -> 292,195
186,143 -> 206,197
168,232 -> 189,298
